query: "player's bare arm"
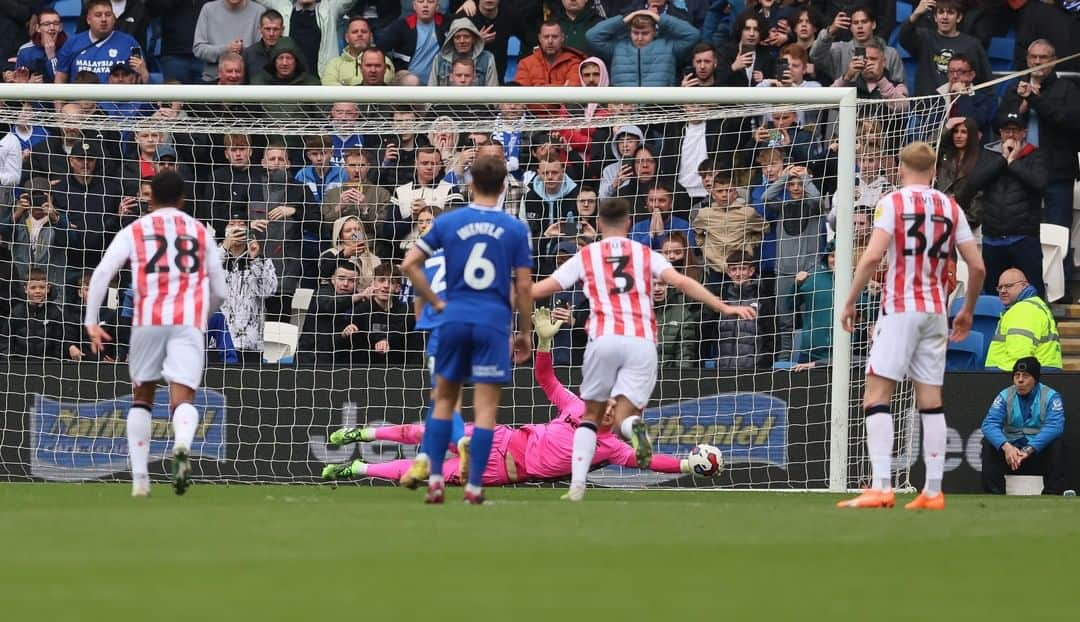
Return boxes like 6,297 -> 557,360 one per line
401,246 -> 445,312
530,276 -> 564,300
661,268 -> 757,320
512,266 -> 534,364
841,227 -> 891,333
950,239 -> 986,342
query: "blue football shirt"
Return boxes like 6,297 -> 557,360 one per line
56,30 -> 140,83
414,250 -> 446,332
416,204 -> 531,334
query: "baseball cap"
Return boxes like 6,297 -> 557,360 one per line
70,138 -> 103,159
110,62 -> 136,76
995,107 -> 1029,130
155,144 -> 178,162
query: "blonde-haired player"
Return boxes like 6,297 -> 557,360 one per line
838,142 -> 985,510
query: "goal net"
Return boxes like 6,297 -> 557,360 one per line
0,84 -> 950,490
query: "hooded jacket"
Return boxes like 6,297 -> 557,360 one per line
428,18 -> 499,86
255,0 -> 354,77
961,140 -> 1046,238
586,14 -> 699,86
598,125 -> 645,198
985,284 -> 1062,371
524,173 -> 579,270
711,277 -> 775,371
250,38 -> 321,85
318,215 -> 381,290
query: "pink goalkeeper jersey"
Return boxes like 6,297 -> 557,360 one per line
551,237 -> 672,342
521,352 -> 682,478
874,185 -> 973,315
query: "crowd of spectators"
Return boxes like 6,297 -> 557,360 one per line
1,0 -> 1078,371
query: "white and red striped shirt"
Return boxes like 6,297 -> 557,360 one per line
874,185 -> 974,315
85,208 -> 227,331
551,237 -> 673,342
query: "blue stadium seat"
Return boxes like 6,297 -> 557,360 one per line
946,331 -> 985,370
54,0 -> 82,17
951,294 -> 1003,350
772,330 -> 811,369
988,36 -> 1016,73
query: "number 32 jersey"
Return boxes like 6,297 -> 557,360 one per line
874,185 -> 973,316
552,237 -> 672,343
91,208 -> 226,330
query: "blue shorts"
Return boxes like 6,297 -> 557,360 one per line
435,322 -> 511,384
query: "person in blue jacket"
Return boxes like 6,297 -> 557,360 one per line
586,8 -> 699,86
980,357 -> 1067,495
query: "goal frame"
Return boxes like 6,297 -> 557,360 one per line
0,83 -> 858,491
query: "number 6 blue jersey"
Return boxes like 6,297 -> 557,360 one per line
416,204 -> 532,334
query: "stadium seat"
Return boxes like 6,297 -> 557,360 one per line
1040,223 -> 1069,303
988,36 -> 1015,72
946,331 -> 985,370
290,287 -> 314,330
949,295 -> 1004,349
772,330 -> 811,369
263,322 -> 299,364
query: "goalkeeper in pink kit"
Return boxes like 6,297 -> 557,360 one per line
321,308 -> 689,484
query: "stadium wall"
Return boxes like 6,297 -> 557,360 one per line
0,364 -> 1073,492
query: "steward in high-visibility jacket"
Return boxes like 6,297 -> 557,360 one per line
985,283 -> 1061,371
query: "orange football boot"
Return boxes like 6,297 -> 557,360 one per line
904,492 -> 946,510
836,489 -> 896,509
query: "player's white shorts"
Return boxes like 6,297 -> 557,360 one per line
128,325 -> 205,390
580,335 -> 658,408
866,312 -> 948,385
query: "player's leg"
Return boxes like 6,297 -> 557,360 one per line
462,326 -> 515,504
564,399 -> 608,501
565,337 -> 620,501
609,338 -> 659,467
331,423 -> 426,446
904,314 -> 950,510
162,326 -> 206,496
128,381 -> 157,498
125,326 -> 168,498
838,315 -> 916,508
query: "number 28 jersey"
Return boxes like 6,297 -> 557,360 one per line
96,208 -> 222,330
874,185 -> 973,316
552,237 -> 672,342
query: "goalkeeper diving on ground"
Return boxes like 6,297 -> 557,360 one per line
321,307 -> 708,484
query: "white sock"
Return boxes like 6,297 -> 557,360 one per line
865,411 -> 894,491
127,406 -> 152,479
571,423 -> 598,487
171,402 -> 199,452
465,483 -> 483,496
921,412 -> 947,497
619,415 -> 640,441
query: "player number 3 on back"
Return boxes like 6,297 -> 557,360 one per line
464,242 -> 496,290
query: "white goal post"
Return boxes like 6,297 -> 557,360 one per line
0,83 -> 871,489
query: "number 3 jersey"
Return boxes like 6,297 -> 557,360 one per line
86,208 -> 228,330
552,237 -> 672,343
873,185 -> 974,316
416,204 -> 532,334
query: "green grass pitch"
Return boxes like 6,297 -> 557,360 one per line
2,484 -> 1078,621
